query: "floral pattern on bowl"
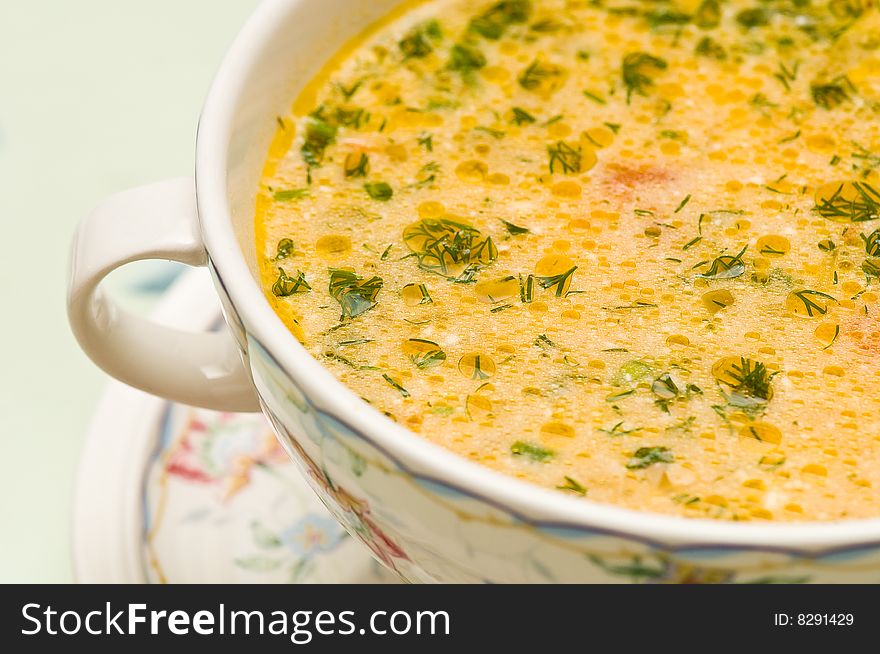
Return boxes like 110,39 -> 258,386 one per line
143,404 -> 398,584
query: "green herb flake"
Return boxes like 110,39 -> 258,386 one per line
328,268 -> 383,319
599,421 -> 641,437
645,10 -> 691,29
674,194 -> 691,214
695,37 -> 726,61
518,58 -> 565,92
622,52 -> 668,103
582,89 -> 606,105
273,188 -> 310,202
448,43 -> 487,74
511,440 -> 554,462
864,258 -> 880,281
501,219 -> 530,235
626,446 -> 674,470
683,236 -> 702,251
536,266 -> 577,297
402,218 -> 498,282
300,116 -> 338,168
407,339 -> 447,369
694,0 -> 721,29
272,268 -> 311,297
695,245 -> 748,280
651,373 -> 680,401
814,182 -> 880,223
399,20 -> 442,59
339,338 -> 373,347
344,152 -> 370,178
606,389 -> 636,402
469,0 -> 532,40
364,181 -> 394,202
557,476 -> 587,495
548,141 -> 582,174
273,238 -> 295,261
722,357 -> 776,408
511,107 -> 536,125
519,273 -> 535,303
534,333 -> 556,349
382,374 -> 411,397
811,81 -> 851,110
790,289 -> 837,317
736,8 -> 769,29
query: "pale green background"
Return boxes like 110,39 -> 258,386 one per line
0,0 -> 260,582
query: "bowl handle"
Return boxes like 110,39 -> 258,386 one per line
67,177 -> 260,412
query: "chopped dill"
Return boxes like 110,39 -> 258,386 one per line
518,58 -> 565,92
548,141 -> 582,174
469,0 -> 532,40
814,182 -> 880,223
557,476 -> 587,495
300,116 -> 337,169
382,374 -> 411,397
511,440 -> 554,462
274,188 -> 310,202
364,181 -> 393,201
447,43 -> 487,74
811,80 -> 851,110
501,219 -> 530,235
511,107 -> 536,125
582,89 -> 606,105
674,194 -> 691,214
273,238 -> 295,261
344,152 -> 369,178
627,447 -> 673,469
272,268 -> 311,297
695,245 -> 748,280
621,52 -> 668,103
536,266 -> 577,297
328,268 -> 383,319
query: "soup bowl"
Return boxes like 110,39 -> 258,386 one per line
68,0 -> 880,583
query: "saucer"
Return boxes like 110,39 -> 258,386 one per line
74,268 -> 398,584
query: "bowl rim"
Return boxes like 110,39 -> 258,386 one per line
195,0 -> 880,551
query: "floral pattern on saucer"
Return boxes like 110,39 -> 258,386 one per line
143,405 -> 399,584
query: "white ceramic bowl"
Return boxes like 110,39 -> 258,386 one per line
68,0 -> 880,582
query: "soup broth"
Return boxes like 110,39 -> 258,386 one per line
256,0 -> 880,521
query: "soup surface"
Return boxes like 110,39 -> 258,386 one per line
256,0 -> 880,521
